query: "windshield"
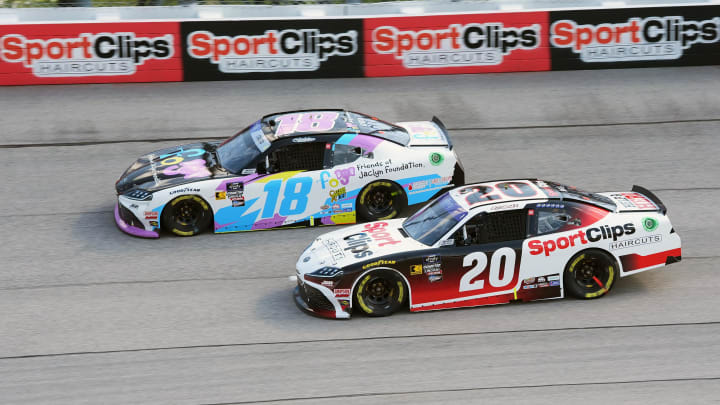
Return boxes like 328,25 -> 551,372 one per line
402,193 -> 468,246
217,121 -> 270,174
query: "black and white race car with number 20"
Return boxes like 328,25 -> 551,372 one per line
294,179 -> 682,319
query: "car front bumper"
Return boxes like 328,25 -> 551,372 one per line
114,203 -> 159,239
293,279 -> 350,320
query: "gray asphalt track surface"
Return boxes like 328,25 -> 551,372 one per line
1,67 -> 719,404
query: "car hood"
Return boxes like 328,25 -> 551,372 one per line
298,218 -> 428,271
115,142 -> 223,194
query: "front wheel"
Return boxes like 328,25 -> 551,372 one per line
356,181 -> 407,222
564,249 -> 618,299
354,270 -> 407,317
161,195 -> 212,237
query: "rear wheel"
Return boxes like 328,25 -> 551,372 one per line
354,270 -> 407,317
357,181 -> 407,222
162,195 -> 212,237
564,249 -> 618,299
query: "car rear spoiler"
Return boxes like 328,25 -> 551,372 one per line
432,116 -> 453,150
632,185 -> 667,214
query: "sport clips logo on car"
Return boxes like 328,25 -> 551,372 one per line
551,16 -> 720,62
187,29 -> 357,73
343,222 -> 401,259
371,23 -> 541,68
529,223 -> 636,256
0,33 -> 173,77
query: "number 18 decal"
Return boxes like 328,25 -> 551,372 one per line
459,248 -> 518,292
275,112 -> 339,136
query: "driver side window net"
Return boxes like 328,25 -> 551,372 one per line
268,142 -> 326,173
455,210 -> 527,245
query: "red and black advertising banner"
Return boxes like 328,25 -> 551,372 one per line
363,11 -> 551,77
549,5 -> 720,70
180,19 -> 364,81
0,22 -> 182,85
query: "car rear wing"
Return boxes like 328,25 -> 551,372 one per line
400,117 -> 453,149
632,185 -> 668,214
598,186 -> 668,214
432,116 -> 454,150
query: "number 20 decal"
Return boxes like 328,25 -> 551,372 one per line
459,248 -> 517,292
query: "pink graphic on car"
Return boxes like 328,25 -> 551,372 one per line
251,213 -> 287,230
275,112 -> 340,136
162,159 -> 211,179
335,167 -> 356,185
348,134 -> 383,152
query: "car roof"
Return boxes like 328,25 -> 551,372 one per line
450,179 -> 616,212
259,109 -> 411,146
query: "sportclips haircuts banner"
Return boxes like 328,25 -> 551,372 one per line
181,19 -> 364,80
0,22 -> 182,85
363,12 -> 550,77
550,6 -> 720,69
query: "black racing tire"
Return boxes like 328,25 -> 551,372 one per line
356,181 -> 407,222
354,269 -> 407,317
161,195 -> 212,237
563,249 -> 619,299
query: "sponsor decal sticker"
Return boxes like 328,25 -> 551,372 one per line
334,288 -> 351,297
529,222 -> 636,256
429,152 -> 444,166
226,181 -> 244,199
410,264 -> 423,275
408,180 -> 429,192
144,211 -> 159,220
343,222 -> 402,259
549,280 -> 560,286
610,234 -> 662,250
422,255 -> 443,275
489,202 -> 521,212
428,274 -> 443,283
215,191 -> 226,200
170,187 -> 201,195
330,187 -> 347,202
362,259 -> 396,270
323,239 -> 345,262
643,217 -> 659,232
227,181 -> 244,191
355,158 -> 424,180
